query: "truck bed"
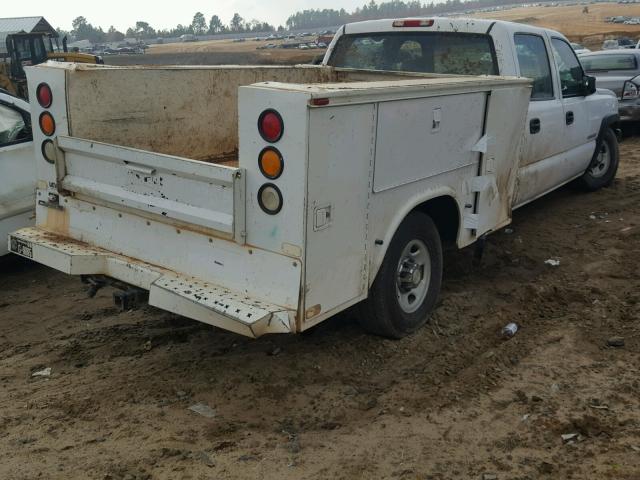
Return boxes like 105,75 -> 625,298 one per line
62,64 -> 420,165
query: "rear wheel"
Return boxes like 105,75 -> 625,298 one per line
576,128 -> 619,191
358,212 -> 443,339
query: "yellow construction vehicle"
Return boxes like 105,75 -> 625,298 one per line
0,32 -> 102,98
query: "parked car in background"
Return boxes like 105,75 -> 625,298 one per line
0,90 -> 35,256
603,38 -> 636,50
581,49 -> 640,121
570,42 -> 591,55
603,39 -> 619,50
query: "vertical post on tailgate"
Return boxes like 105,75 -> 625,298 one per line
233,169 -> 247,244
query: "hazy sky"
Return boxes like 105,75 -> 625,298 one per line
3,0 -> 371,32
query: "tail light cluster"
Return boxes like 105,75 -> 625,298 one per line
36,83 -> 56,164
256,109 -> 284,215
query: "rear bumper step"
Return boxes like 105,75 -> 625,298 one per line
8,227 -> 293,338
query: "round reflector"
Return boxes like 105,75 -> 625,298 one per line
36,83 -> 53,108
258,147 -> 284,179
258,109 -> 283,143
39,112 -> 56,136
41,140 -> 56,164
258,183 -> 283,215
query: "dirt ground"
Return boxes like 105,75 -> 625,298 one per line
105,38 -> 321,67
1,125 -> 640,479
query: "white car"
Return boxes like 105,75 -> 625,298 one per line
0,91 -> 35,256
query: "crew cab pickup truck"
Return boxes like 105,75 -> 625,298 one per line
9,18 -> 618,339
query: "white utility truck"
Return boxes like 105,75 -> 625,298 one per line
0,91 -> 35,256
9,18 -> 618,339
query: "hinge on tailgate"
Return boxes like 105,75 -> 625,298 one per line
38,192 -> 64,210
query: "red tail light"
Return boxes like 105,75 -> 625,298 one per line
392,19 -> 434,27
258,109 -> 284,143
36,83 -> 53,108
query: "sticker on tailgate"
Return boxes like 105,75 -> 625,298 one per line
10,237 -> 33,258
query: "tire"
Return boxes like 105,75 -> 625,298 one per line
358,211 -> 443,339
576,128 -> 619,191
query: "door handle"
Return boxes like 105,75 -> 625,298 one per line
566,111 -> 574,125
530,118 -> 541,134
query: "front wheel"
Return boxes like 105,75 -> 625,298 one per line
358,212 -> 443,339
576,128 -> 619,191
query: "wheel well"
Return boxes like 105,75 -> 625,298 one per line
413,196 -> 460,245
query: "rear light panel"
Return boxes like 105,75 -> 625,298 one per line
258,109 -> 284,143
392,19 -> 434,27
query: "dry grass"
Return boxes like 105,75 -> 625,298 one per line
470,2 -> 640,47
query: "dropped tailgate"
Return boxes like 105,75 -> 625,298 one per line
54,136 -> 245,242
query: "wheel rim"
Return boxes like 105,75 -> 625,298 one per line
396,239 -> 431,314
589,141 -> 611,178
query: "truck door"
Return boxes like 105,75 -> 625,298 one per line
512,33 -> 565,206
549,37 -> 594,175
0,100 -> 35,256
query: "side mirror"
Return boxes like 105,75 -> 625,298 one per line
621,79 -> 639,100
583,75 -> 596,96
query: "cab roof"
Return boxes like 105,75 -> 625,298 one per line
341,16 -> 563,39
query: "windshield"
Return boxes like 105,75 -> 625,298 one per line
327,32 -> 498,76
0,104 -> 29,145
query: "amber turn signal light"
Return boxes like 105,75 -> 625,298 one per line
39,112 -> 56,136
258,147 -> 284,179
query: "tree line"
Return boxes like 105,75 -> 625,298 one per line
64,0 -> 556,43
285,0 -> 558,29
64,13 -> 278,43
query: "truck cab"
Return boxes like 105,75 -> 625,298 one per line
322,18 -> 619,204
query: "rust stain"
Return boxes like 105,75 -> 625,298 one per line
44,208 -> 70,236
305,304 -> 321,320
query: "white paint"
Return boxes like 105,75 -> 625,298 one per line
0,92 -> 36,256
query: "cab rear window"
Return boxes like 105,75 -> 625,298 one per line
581,54 -> 638,71
327,32 -> 498,76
